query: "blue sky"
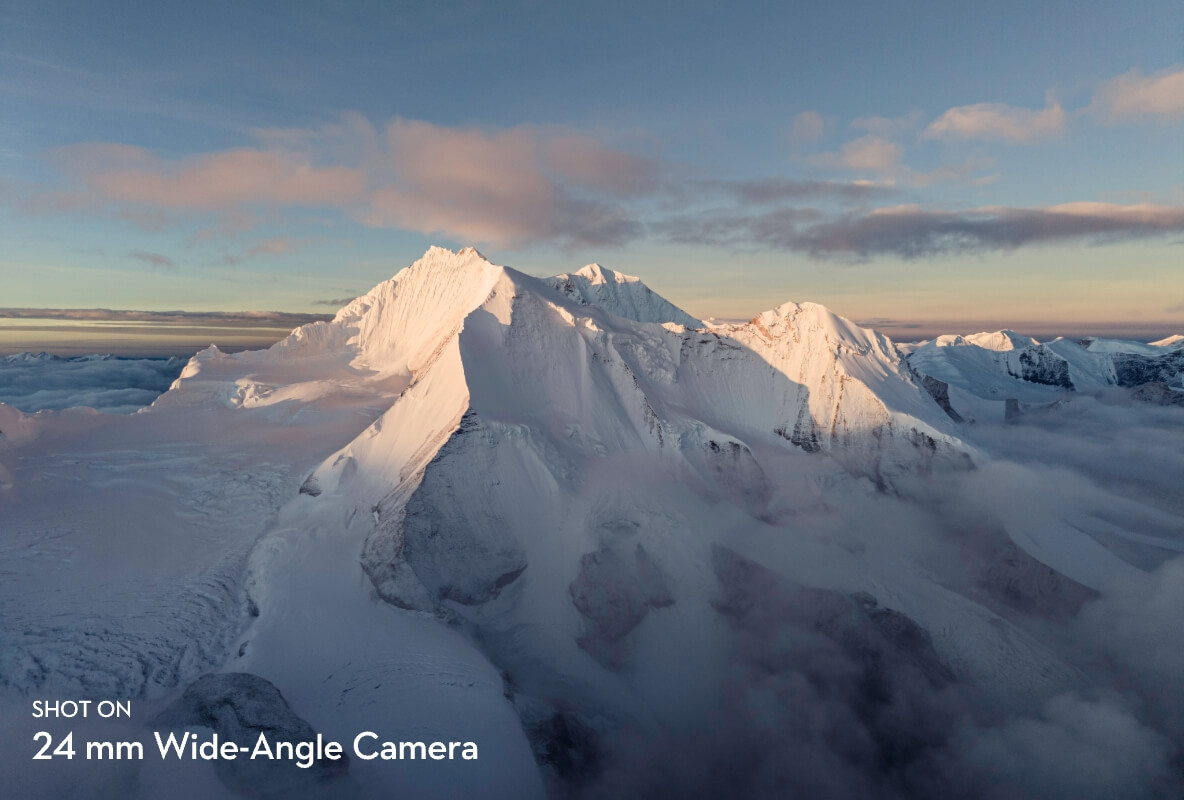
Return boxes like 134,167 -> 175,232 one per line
1,0 -> 1182,336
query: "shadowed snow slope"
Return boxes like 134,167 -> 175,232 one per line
2,247 -> 1182,800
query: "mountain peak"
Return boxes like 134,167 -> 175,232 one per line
926,330 -> 1038,351
413,244 -> 493,269
545,264 -> 701,328
962,330 -> 1038,351
573,263 -> 641,286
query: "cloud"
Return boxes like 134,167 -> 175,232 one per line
798,202 -> 1184,258
660,201 -> 1184,259
235,236 -> 325,261
850,111 -> 926,137
0,354 -> 185,413
700,177 -> 891,205
787,111 -> 828,146
584,381 -> 1184,798
810,135 -> 903,173
1091,65 -> 1184,123
128,250 -> 176,270
840,136 -> 903,171
655,206 -> 825,248
40,115 -> 660,250
925,94 -> 1065,143
950,693 -> 1175,800
357,118 -> 651,248
908,158 -> 995,188
52,145 -> 365,210
311,297 -> 356,307
247,238 -> 293,256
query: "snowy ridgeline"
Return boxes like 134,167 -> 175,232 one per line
1,246 -> 1183,800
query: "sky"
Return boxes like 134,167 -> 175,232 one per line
1,0 -> 1182,350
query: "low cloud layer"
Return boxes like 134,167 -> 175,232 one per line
0,354 -> 186,413
584,388 -> 1184,799
0,308 -> 332,327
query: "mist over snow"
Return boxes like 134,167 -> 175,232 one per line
0,353 -> 186,413
1,248 -> 1182,800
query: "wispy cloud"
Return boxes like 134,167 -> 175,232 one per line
1090,65 -> 1184,123
128,250 -> 176,270
35,115 -> 661,250
655,207 -> 825,248
810,135 -> 903,173
699,177 -> 891,205
245,237 -> 305,257
850,111 -> 925,137
53,144 -> 365,210
661,202 -> 1184,259
908,158 -> 995,188
806,133 -> 991,188
787,111 -> 828,146
924,93 -> 1065,143
12,92 -> 1181,263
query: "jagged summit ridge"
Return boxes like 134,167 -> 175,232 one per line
167,247 -> 961,466
544,260 -> 702,328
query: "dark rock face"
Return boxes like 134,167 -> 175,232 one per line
1131,381 -> 1184,406
710,545 -> 960,777
971,534 -> 1096,617
1009,347 -> 1074,389
920,375 -> 964,423
402,411 -> 527,605
711,546 -> 954,690
155,672 -> 352,799
693,438 -> 772,511
570,544 -> 673,670
363,409 -> 528,610
776,403 -> 824,451
1114,352 -> 1184,387
522,710 -> 603,788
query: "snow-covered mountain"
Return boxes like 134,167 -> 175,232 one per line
905,327 -> 1184,422
2,247 -> 1182,800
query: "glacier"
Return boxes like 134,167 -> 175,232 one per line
1,246 -> 1182,799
